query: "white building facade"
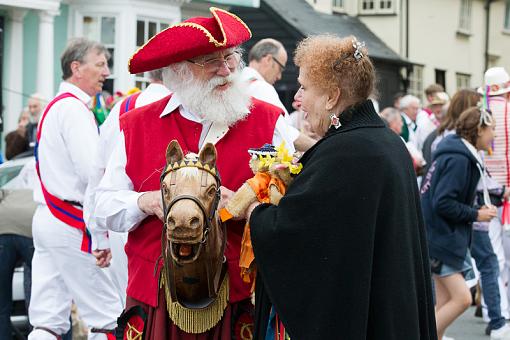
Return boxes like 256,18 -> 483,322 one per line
0,0 -> 185,136
306,0 -> 510,102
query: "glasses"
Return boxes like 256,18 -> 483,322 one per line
187,52 -> 240,73
271,55 -> 286,72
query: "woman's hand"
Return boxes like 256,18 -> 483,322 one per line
477,205 -> 498,222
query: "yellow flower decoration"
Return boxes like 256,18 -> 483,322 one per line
289,162 -> 303,175
258,154 -> 275,170
275,142 -> 303,175
276,142 -> 293,164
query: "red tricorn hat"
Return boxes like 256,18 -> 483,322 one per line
128,7 -> 251,74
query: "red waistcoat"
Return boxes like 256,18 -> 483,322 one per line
121,95 -> 281,307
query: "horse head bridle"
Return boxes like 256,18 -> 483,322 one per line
160,158 -> 222,256
160,157 -> 228,305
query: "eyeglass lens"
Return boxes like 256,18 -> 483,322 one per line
204,53 -> 239,71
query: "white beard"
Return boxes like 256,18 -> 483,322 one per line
164,65 -> 252,126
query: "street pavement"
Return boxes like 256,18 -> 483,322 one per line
448,306 -> 491,339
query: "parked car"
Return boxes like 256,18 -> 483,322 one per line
0,156 -> 35,338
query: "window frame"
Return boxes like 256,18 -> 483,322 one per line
359,0 -> 396,15
458,0 -> 472,34
408,64 -> 424,102
80,13 -> 117,95
332,0 -> 345,13
504,0 -> 510,32
134,17 -> 170,90
456,72 -> 471,90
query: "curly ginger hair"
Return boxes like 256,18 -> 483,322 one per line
294,34 -> 375,107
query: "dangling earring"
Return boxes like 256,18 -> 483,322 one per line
330,113 -> 341,129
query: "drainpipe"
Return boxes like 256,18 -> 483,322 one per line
406,0 -> 409,59
484,0 -> 492,71
402,0 -> 411,92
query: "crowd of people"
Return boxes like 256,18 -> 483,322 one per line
2,5 -> 510,340
378,67 -> 510,340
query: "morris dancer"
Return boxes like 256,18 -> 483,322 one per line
86,68 -> 170,307
94,8 -> 298,339
28,38 -> 121,339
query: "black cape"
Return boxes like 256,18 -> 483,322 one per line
250,100 -> 437,340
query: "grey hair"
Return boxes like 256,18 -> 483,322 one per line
61,37 -> 110,80
162,62 -> 194,92
148,68 -> 164,82
28,92 -> 47,106
248,38 -> 284,62
399,94 -> 420,110
379,107 -> 400,124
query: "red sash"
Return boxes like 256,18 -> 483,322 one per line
35,92 -> 92,253
119,92 -> 142,116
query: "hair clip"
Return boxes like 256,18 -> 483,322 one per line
477,101 -> 493,127
352,39 -> 366,61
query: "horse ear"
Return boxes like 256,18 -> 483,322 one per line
199,143 -> 217,168
166,140 -> 184,165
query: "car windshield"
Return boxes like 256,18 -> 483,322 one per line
0,157 -> 35,190
0,165 -> 24,188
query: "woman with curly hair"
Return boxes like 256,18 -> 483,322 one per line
242,34 -> 437,339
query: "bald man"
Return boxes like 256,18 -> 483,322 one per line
241,38 -> 315,152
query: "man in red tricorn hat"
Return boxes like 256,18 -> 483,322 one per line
93,8 -> 298,339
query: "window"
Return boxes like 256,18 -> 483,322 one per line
332,0 -> 345,12
435,69 -> 446,91
83,15 -> 116,95
362,0 -> 375,11
135,18 -> 170,89
456,73 -> 471,90
505,0 -> 510,31
458,0 -> 472,33
360,0 -> 394,14
408,65 -> 424,101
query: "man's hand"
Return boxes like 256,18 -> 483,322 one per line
477,205 -> 498,222
137,190 -> 164,221
294,132 -> 317,152
219,186 -> 234,210
92,249 -> 112,268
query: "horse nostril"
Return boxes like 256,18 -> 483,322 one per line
190,217 -> 200,229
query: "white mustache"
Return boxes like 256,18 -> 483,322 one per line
207,75 -> 233,88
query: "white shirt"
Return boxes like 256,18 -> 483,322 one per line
241,66 -> 299,142
86,83 -> 171,249
401,112 -> 418,149
241,66 -> 288,115
98,83 -> 171,171
415,109 -> 438,151
93,95 -> 297,248
33,82 -> 97,207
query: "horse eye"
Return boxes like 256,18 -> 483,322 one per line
207,186 -> 217,197
162,184 -> 170,197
